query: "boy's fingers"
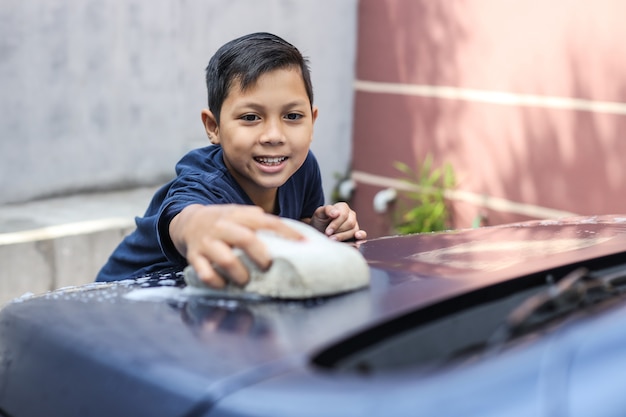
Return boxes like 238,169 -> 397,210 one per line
207,223 -> 268,285
188,253 -> 226,289
188,231 -> 251,287
181,205 -> 308,290
329,230 -> 356,242
329,224 -> 363,241
314,204 -> 338,221
325,205 -> 340,218
189,210 -> 306,289
325,212 -> 355,236
213,214 -> 297,271
230,231 -> 273,275
354,229 -> 368,240
205,239 -> 252,286
190,249 -> 254,288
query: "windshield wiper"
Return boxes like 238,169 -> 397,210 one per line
488,265 -> 626,347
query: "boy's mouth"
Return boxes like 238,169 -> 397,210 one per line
254,156 -> 287,166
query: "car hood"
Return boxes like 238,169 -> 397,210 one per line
2,215 -> 626,416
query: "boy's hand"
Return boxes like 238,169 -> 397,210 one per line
308,202 -> 367,242
169,204 -> 303,289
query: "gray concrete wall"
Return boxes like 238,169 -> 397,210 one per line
0,187 -> 155,306
0,0 -> 358,204
0,0 -> 358,305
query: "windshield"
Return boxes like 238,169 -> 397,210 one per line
313,253 -> 626,374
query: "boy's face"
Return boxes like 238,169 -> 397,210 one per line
202,68 -> 318,208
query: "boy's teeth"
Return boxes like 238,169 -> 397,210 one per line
256,157 -> 285,165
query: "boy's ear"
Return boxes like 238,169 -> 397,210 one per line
310,106 -> 319,142
201,109 -> 220,144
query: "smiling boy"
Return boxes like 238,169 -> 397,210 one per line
96,32 -> 366,288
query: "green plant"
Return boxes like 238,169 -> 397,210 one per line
393,155 -> 456,234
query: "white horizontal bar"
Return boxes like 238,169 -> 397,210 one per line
355,80 -> 626,115
351,170 -> 579,220
0,218 -> 135,245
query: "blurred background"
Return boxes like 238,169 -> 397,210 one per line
2,0 -> 625,303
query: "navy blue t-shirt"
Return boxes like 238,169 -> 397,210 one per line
96,145 -> 324,281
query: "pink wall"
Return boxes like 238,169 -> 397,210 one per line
351,0 -> 626,237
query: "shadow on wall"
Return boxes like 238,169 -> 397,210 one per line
496,43 -> 626,223
356,0 -> 468,166
352,0 -> 468,236
353,0 -> 626,236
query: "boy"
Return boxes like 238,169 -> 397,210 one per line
96,32 -> 366,288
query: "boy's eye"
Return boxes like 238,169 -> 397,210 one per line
241,114 -> 260,122
285,113 -> 303,121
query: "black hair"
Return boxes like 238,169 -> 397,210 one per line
205,32 -> 314,125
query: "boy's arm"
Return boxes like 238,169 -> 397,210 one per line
306,202 -> 367,242
169,204 -> 303,288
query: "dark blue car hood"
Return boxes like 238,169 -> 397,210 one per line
2,215 -> 626,416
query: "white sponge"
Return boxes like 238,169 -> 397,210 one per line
183,218 -> 370,299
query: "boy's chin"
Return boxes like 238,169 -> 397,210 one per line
254,171 -> 296,188
257,179 -> 289,190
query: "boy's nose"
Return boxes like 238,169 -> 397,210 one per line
260,120 -> 285,145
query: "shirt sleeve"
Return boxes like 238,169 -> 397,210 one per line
155,171 -> 252,264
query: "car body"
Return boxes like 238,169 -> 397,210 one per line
2,215 -> 626,416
